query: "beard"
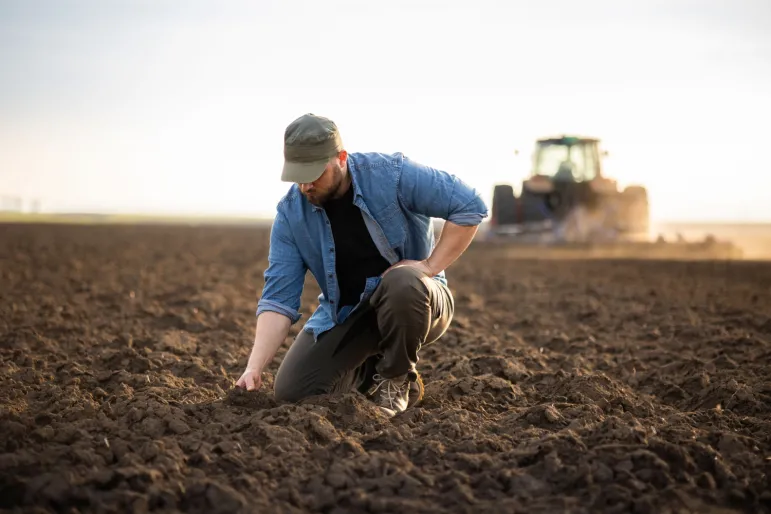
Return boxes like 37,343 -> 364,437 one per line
303,165 -> 346,206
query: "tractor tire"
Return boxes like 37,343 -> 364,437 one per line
621,186 -> 650,233
492,185 -> 518,225
623,185 -> 648,202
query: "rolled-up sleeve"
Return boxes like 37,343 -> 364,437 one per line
255,210 -> 307,324
397,155 -> 488,226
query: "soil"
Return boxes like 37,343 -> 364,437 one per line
1,223 -> 770,514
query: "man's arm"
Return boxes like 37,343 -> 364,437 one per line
254,211 -> 307,323
426,221 -> 479,275
237,312 -> 292,391
397,155 -> 488,227
383,155 -> 486,277
237,210 -> 307,391
384,221 -> 479,277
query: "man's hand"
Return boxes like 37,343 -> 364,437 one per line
381,222 -> 478,279
234,311 -> 292,393
236,367 -> 262,391
382,259 -> 434,277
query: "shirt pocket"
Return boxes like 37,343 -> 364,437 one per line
373,201 -> 406,249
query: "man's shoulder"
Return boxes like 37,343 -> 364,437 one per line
276,183 -> 300,205
349,151 -> 405,173
275,184 -> 305,218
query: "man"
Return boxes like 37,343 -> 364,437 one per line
235,113 -> 488,416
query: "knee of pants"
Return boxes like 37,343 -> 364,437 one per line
273,366 -> 304,403
374,265 -> 430,307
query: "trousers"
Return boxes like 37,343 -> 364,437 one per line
273,265 -> 454,402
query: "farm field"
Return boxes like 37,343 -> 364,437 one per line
1,222 -> 770,513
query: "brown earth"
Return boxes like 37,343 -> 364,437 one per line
1,223 -> 770,514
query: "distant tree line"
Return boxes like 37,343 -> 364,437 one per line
0,196 -> 42,213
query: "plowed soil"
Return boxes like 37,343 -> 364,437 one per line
1,223 -> 770,514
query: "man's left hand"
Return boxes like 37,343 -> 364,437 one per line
382,259 -> 435,277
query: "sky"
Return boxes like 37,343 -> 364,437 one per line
1,0 -> 770,222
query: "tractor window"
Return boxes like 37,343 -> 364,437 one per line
583,143 -> 598,181
533,142 -> 597,182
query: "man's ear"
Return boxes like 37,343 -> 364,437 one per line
339,149 -> 348,162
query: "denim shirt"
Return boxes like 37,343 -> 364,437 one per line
256,151 -> 488,340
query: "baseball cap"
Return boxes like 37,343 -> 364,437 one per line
281,113 -> 343,183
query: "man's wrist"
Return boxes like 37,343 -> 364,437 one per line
246,351 -> 267,372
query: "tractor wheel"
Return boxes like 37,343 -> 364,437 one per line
623,185 -> 648,201
492,185 -> 518,225
621,186 -> 650,233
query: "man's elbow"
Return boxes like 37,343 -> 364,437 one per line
255,299 -> 302,324
446,196 -> 489,226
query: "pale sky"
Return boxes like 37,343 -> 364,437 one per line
1,0 -> 770,221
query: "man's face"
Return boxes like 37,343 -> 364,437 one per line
299,152 -> 347,206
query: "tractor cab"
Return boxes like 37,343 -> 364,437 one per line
532,136 -> 601,181
523,136 -> 615,195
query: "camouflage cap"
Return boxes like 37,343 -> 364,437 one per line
281,113 -> 343,183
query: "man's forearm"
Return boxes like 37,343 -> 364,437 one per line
426,221 -> 479,274
246,311 -> 292,371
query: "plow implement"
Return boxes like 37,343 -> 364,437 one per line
477,225 -> 744,260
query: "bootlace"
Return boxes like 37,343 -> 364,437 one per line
370,374 -> 407,409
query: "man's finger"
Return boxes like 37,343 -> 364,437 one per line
247,375 -> 256,391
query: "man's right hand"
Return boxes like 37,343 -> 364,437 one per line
236,368 -> 262,391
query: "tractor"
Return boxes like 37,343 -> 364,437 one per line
481,134 -> 743,259
489,135 -> 649,243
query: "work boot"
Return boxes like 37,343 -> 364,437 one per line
368,371 -> 424,417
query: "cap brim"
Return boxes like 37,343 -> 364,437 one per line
281,159 -> 327,183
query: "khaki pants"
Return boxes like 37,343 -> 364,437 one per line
273,266 -> 454,402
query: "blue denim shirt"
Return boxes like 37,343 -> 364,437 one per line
256,151 -> 488,340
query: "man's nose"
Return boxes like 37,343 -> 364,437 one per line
300,182 -> 313,192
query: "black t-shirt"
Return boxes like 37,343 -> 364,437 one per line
323,184 -> 390,310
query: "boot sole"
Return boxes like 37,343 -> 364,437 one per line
408,373 -> 424,408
